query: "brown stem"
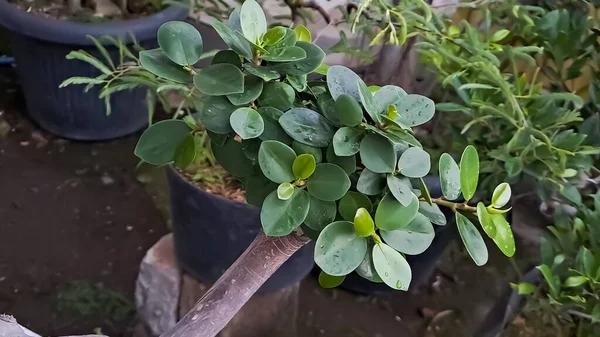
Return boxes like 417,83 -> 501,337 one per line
161,230 -> 310,337
287,0 -> 331,23
429,198 -> 477,213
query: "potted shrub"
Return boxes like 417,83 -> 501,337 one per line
0,0 -> 188,140
68,1 -> 518,335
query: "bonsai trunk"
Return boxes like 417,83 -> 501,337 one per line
161,230 -> 310,337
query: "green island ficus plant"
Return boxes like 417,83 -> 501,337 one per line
114,0 -> 518,291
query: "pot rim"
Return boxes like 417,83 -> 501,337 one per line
0,0 -> 188,46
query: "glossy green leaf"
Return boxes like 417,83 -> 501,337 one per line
456,212 -> 488,266
515,283 -> 537,295
263,26 -> 287,46
338,192 -> 372,221
375,193 -> 419,231
439,153 -> 461,200
373,85 -> 407,114
199,96 -> 235,134
394,94 -> 435,127
491,29 -> 510,42
304,195 -> 336,231
211,49 -> 242,67
333,127 -> 363,156
261,188 -> 310,236
357,169 -> 386,195
491,182 -> 511,208
240,0 -> 267,43
157,21 -> 203,66
419,202 -> 446,226
318,271 -> 345,288
270,42 -> 325,76
354,208 -> 375,237
307,163 -> 350,201
357,80 -> 379,123
327,65 -> 363,101
334,94 -> 364,126
174,134 -> 196,169
386,175 -> 414,206
212,21 -> 253,60
293,153 -> 317,179
261,46 -> 307,62
227,75 -> 263,105
564,276 -> 588,288
258,82 -> 295,111
360,134 -> 396,173
355,240 -> 383,282
277,182 -> 294,200
490,214 -> 516,257
292,141 -> 322,163
294,25 -> 311,42
279,108 -> 335,147
194,64 -> 244,96
287,74 -> 307,92
459,145 -> 479,201
326,145 -> 356,175
381,213 -> 434,255
315,221 -> 368,276
477,202 -> 496,238
245,172 -> 277,207
229,107 -> 264,139
139,49 -> 191,83
258,140 -> 297,183
211,137 -> 254,177
372,243 -> 412,290
536,264 -> 559,297
135,120 -> 191,165
398,147 -> 431,178
243,63 -> 280,81
278,28 -> 297,47
228,7 -> 242,31
257,107 -> 292,144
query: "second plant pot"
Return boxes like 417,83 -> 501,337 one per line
166,166 -> 315,294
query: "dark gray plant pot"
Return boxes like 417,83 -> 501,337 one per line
166,166 -> 316,293
0,1 -> 188,140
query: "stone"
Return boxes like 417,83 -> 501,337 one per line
135,234 -> 180,336
179,274 -> 300,337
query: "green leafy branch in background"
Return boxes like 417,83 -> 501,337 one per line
516,192 -> 600,335
63,0 -> 518,290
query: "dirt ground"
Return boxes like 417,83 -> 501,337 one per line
0,66 -> 522,337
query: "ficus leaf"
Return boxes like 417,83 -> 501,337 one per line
491,183 -> 511,209
315,221 -> 368,276
393,94 -> 435,127
334,94 -> 364,126
261,188 -> 310,236
292,153 -> 317,179
139,49 -> 191,83
318,271 -> 345,288
354,208 -> 375,237
372,243 -> 412,290
258,140 -> 297,183
456,212 -> 488,266
174,134 -> 196,169
333,127 -> 363,156
338,192 -> 373,221
477,202 -> 496,238
240,0 -> 267,43
279,108 -> 335,147
327,65 -> 363,101
357,169 -> 386,195
135,120 -> 191,165
398,147 -> 431,178
157,21 -> 204,66
489,214 -> 516,257
380,213 -> 434,255
386,175 -> 414,207
459,146 -> 479,201
277,182 -> 295,200
193,63 -> 244,96
375,193 -> 419,231
211,137 -> 254,177
259,82 -> 295,111
304,195 -> 336,231
230,107 -> 264,139
360,134 -> 396,173
418,201 -> 446,226
307,163 -> 351,201
439,153 -> 461,200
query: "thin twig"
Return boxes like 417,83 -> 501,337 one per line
286,0 -> 331,23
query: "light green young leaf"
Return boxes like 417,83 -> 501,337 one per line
338,192 -> 372,221
277,182 -> 295,200
263,26 -> 287,46
490,29 -> 510,42
294,25 -> 312,42
491,183 -> 511,208
477,202 -> 496,238
318,271 -> 345,288
292,153 -> 317,179
490,214 -> 516,257
354,208 -> 375,237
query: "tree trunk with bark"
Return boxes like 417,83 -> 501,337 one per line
161,230 -> 310,337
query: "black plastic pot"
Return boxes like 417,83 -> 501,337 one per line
338,175 -> 460,295
166,166 -> 315,293
0,1 -> 188,140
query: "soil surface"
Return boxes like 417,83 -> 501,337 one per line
7,0 -> 164,22
0,64 -> 525,337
